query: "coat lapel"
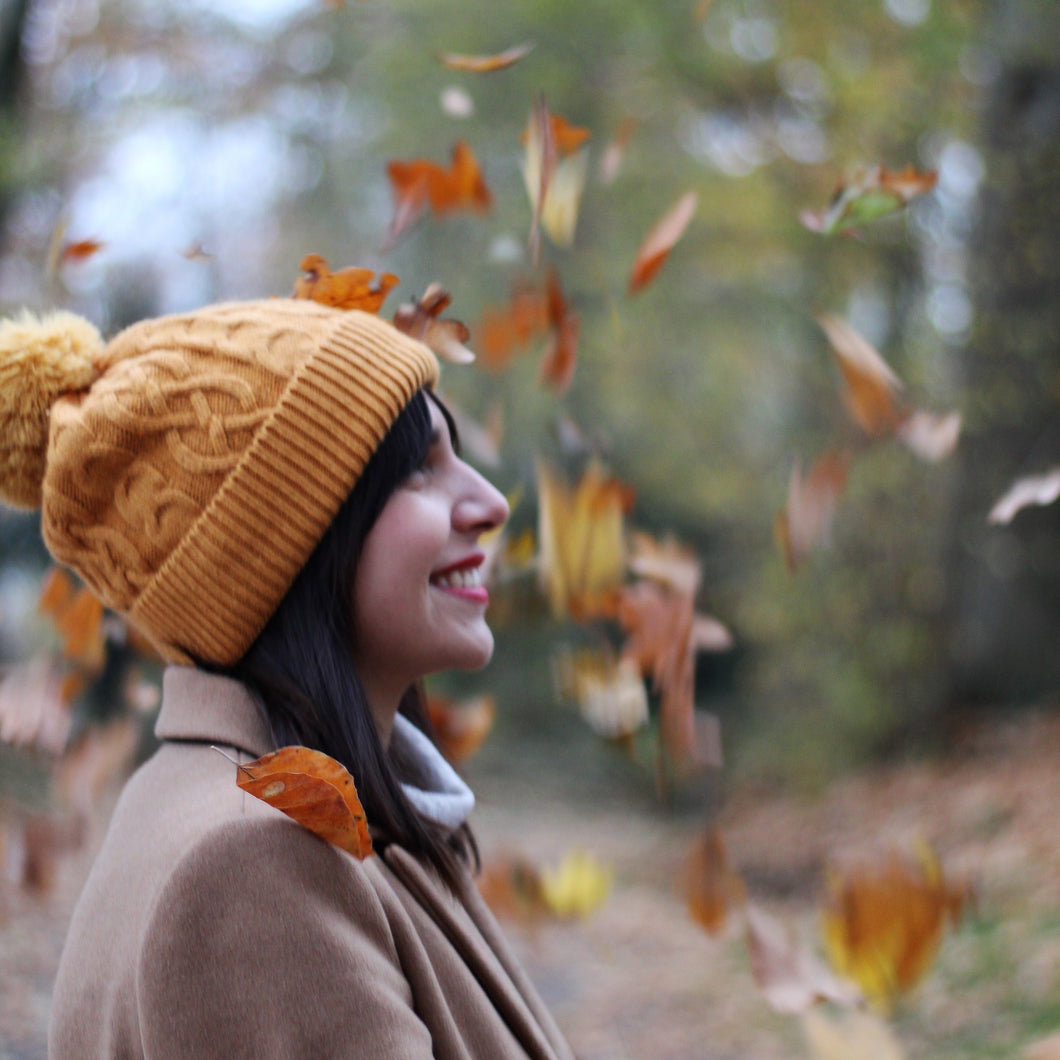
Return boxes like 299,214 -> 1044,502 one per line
383,846 -> 561,1060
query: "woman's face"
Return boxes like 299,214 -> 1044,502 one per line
351,400 -> 509,723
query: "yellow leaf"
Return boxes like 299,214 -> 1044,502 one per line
540,849 -> 612,918
802,1008 -> 906,1060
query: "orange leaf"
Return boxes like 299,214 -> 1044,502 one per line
59,239 -> 105,266
478,852 -> 548,924
426,693 -> 496,763
552,647 -> 649,740
774,451 -> 849,573
437,40 -> 534,73
817,313 -> 906,436
386,141 -> 492,244
681,827 -> 747,935
475,282 -> 550,371
293,254 -> 399,313
822,844 -> 972,1009
538,269 -> 580,393
628,191 -> 697,294
232,745 -> 372,859
55,588 -> 105,671
393,283 -> 474,364
38,567 -> 75,621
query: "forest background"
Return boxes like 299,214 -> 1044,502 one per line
1,0 -> 1058,1057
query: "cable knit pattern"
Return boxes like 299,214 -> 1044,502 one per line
39,300 -> 438,665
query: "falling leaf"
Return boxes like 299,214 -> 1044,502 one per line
293,254 -> 399,313
228,745 -> 372,859
817,313 -> 905,436
802,1008 -> 907,1060
801,164 -> 937,236
821,843 -> 971,1009
437,41 -> 534,73
987,467 -> 1060,525
745,903 -> 862,1013
393,283 -> 475,364
628,530 -> 702,596
478,852 -> 548,924
0,656 -> 72,754
59,239 -> 105,266
681,827 -> 747,935
54,588 -> 106,671
774,451 -> 849,572
523,95 -> 557,264
896,410 -> 961,463
179,242 -> 213,263
599,116 -> 636,185
386,140 -> 492,244
475,282 -> 550,371
536,459 -> 631,619
38,567 -> 75,622
538,268 -> 581,393
628,191 -> 697,294
426,693 -> 495,763
552,647 -> 649,739
440,86 -> 474,118
615,578 -> 728,770
539,849 -> 612,918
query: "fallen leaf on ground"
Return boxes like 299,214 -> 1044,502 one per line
628,190 -> 697,294
745,903 -> 862,1013
987,467 -> 1060,525
681,828 -> 747,936
801,164 -> 937,236
426,693 -> 495,763
437,41 -> 534,73
228,745 -> 372,859
393,283 -> 475,364
293,254 -> 399,312
540,849 -> 612,918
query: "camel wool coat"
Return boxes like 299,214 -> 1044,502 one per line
49,667 -> 574,1060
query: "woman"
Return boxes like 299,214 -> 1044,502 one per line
0,297 -> 573,1059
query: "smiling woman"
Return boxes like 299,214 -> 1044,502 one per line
0,298 -> 571,1059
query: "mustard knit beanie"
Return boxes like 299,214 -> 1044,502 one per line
0,299 -> 439,665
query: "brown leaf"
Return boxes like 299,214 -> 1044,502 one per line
987,467 -> 1060,525
817,313 -> 905,436
426,693 -> 495,763
475,282 -> 550,372
59,239 -> 105,266
538,269 -> 580,393
231,746 -> 372,859
774,451 -> 849,573
822,843 -> 971,1008
393,283 -> 475,364
628,191 -> 697,295
386,141 -> 492,244
552,647 -> 649,740
437,41 -> 534,73
477,851 -> 548,924
54,588 -> 105,672
681,827 -> 747,935
293,254 -> 399,313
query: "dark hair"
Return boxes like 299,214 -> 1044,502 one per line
225,389 -> 477,886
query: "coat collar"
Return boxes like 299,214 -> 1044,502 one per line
155,665 -> 273,757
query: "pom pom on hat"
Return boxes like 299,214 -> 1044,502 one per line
0,309 -> 104,509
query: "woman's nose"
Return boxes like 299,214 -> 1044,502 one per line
454,466 -> 509,534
